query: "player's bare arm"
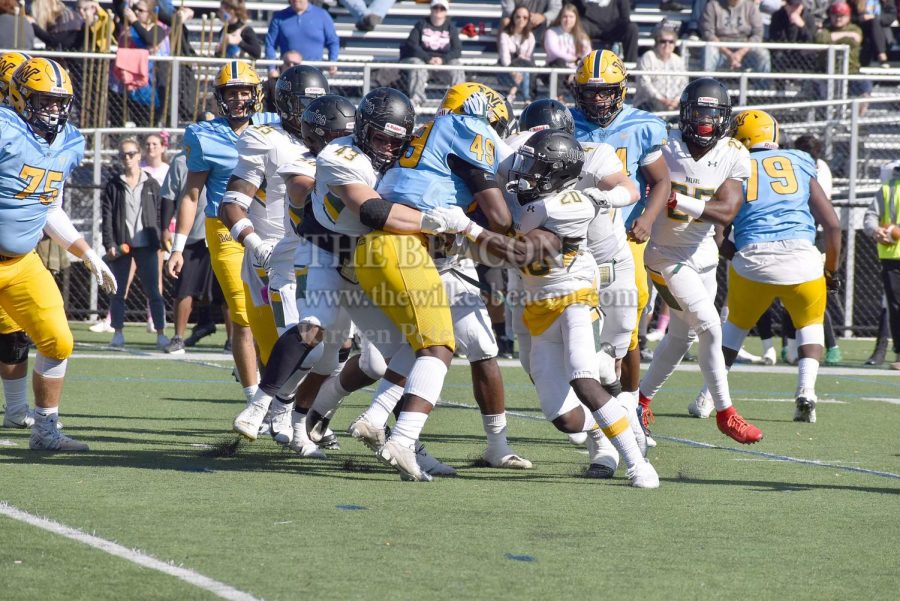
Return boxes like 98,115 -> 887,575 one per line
630,156 -> 671,242
285,174 -> 315,210
328,182 -> 435,234
166,169 -> 209,278
472,227 -> 562,269
807,178 -> 843,281
674,177 -> 744,226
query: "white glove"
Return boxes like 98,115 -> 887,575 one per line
461,91 -> 490,120
582,187 -> 611,211
421,206 -> 473,235
83,250 -> 118,294
243,233 -> 275,270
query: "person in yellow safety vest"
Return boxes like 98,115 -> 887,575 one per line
864,172 -> 900,370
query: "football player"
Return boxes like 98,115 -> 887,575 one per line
166,60 -> 279,403
1,57 -> 117,450
692,110 -> 840,423
571,50 -> 672,439
426,129 -> 659,488
637,78 -> 763,444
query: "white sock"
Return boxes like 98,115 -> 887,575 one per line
272,397 -> 293,414
579,404 -> 598,431
481,413 -> 509,451
797,357 -> 819,396
34,406 -> 58,418
640,333 -> 692,398
363,379 -> 404,428
310,374 -> 349,420
761,337 -> 774,354
2,376 -> 28,415
249,388 -> 273,410
404,356 -> 448,405
291,408 -> 314,443
243,385 -> 258,403
698,326 -> 732,412
389,411 -> 429,447
591,401 -> 642,469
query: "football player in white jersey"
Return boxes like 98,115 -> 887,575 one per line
637,78 -> 763,445
429,129 -> 659,488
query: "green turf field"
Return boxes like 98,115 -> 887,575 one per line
1,324 -> 897,601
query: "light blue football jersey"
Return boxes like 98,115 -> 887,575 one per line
0,107 -> 85,257
377,114 -> 501,211
573,104 -> 668,225
733,148 -> 818,250
184,112 -> 280,218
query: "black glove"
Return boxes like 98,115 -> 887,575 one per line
825,270 -> 842,294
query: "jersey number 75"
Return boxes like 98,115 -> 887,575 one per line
16,165 -> 64,204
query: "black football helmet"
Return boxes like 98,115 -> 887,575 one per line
301,95 -> 356,156
508,129 -> 585,203
518,99 -> 575,135
679,77 -> 731,149
354,87 -> 416,172
275,65 -> 329,137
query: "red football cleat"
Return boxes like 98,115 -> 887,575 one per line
716,407 -> 763,444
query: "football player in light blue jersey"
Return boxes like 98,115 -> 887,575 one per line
166,60 -> 279,403
570,50 -> 672,420
0,58 -> 117,451
713,110 -> 841,424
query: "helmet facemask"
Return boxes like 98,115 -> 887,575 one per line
277,85 -> 327,137
26,90 -> 72,136
575,81 -> 625,127
681,102 -> 730,148
215,84 -> 260,122
357,125 -> 409,172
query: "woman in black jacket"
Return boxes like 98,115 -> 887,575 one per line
216,0 -> 262,59
102,138 -> 168,350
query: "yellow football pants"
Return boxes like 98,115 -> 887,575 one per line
727,266 -> 826,331
628,239 -> 649,352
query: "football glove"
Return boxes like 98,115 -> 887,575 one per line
243,233 -> 275,270
83,250 -> 118,294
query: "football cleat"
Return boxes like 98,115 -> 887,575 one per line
716,407 -> 763,444
270,402 -> 294,445
636,403 -> 657,447
3,410 -> 34,429
233,400 -> 271,441
585,463 -> 616,479
688,389 -> 714,419
288,411 -> 325,458
761,347 -> 777,366
305,409 -> 329,443
586,432 -> 619,477
627,460 -> 660,489
415,442 -> 457,476
318,429 -> 341,450
347,415 -> 386,452
483,446 -> 533,470
29,416 -> 88,452
793,391 -> 817,423
377,440 -> 433,482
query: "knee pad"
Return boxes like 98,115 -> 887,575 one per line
692,304 -> 722,335
796,324 -> 825,348
359,338 -> 387,380
34,353 -> 67,379
722,321 -> 750,352
0,331 -> 29,365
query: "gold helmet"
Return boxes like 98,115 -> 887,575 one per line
732,109 -> 780,150
213,60 -> 263,120
573,50 -> 627,127
8,57 -> 73,137
0,52 -> 31,103
439,82 -> 514,137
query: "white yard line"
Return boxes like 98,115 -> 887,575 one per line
0,502 -> 263,601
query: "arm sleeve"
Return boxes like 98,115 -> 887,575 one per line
240,26 -> 262,59
265,14 -> 280,59
45,199 -> 83,250
447,154 -> 500,194
324,13 -> 340,61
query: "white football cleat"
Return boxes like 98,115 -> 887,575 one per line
3,409 -> 34,429
377,440 -> 433,482
793,389 -> 817,424
761,347 -> 777,366
347,415 -> 386,452
270,403 -> 294,446
29,418 -> 88,452
483,447 -> 533,470
586,432 -> 619,477
415,442 -> 456,476
567,431 -> 588,445
233,401 -> 271,441
735,346 -> 761,364
627,460 -> 660,489
688,389 -> 714,419
288,412 -> 325,458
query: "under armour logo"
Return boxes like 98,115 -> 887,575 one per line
708,160 -> 718,167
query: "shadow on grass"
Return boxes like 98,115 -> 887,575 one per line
664,475 -> 900,496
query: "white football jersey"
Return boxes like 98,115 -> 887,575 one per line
576,141 -> 628,263
652,130 -> 750,249
312,135 -> 377,236
277,150 -> 317,236
517,188 -> 598,301
231,123 -> 305,242
498,130 -> 533,226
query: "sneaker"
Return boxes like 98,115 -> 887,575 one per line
646,329 -> 665,342
184,323 -> 217,347
109,331 -> 124,350
377,440 -> 433,482
415,442 -> 457,476
865,344 -> 886,366
627,460 -> 660,489
688,389 -> 714,419
156,334 -> 170,351
761,347 -> 777,366
660,1 -> 688,11
164,336 -> 186,355
258,409 -> 273,437
233,401 -> 271,440
3,410 -> 34,428
483,446 -> 533,469
29,417 -> 88,452
271,402 -> 294,445
355,13 -> 382,31
640,348 -> 654,362
716,407 -> 763,444
793,391 -> 817,423
89,319 -> 114,333
824,346 -> 842,366
347,415 -> 386,452
567,431 -> 587,445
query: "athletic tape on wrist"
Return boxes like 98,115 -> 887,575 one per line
230,218 -> 254,242
674,193 -> 706,220
606,185 -> 634,208
172,233 -> 188,253
465,222 -> 484,243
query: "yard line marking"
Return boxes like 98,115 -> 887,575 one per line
734,398 -> 847,404
863,397 -> 900,405
0,502 -> 263,601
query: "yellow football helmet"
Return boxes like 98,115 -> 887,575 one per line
213,60 -> 264,120
573,49 -> 627,127
732,109 -> 780,150
439,82 -> 514,137
8,57 -> 73,137
0,52 -> 31,103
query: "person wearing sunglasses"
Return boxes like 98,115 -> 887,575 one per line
633,20 -> 687,113
102,138 -> 168,351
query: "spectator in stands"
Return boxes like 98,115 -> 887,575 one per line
103,138 -> 168,351
400,0 -> 464,106
543,2 -> 591,68
854,0 -> 896,67
216,0 -> 262,59
815,2 -> 870,99
0,0 -> 34,49
77,1 -> 112,52
498,4 -> 538,103
864,164 -> 900,370
116,0 -> 170,125
265,50 -> 302,111
633,20 -> 687,112
768,0 -> 818,76
265,0 -> 339,76
500,0 -> 562,40
141,134 -> 170,186
570,0 -> 639,62
29,0 -> 84,50
341,0 -> 397,32
701,0 -> 771,76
